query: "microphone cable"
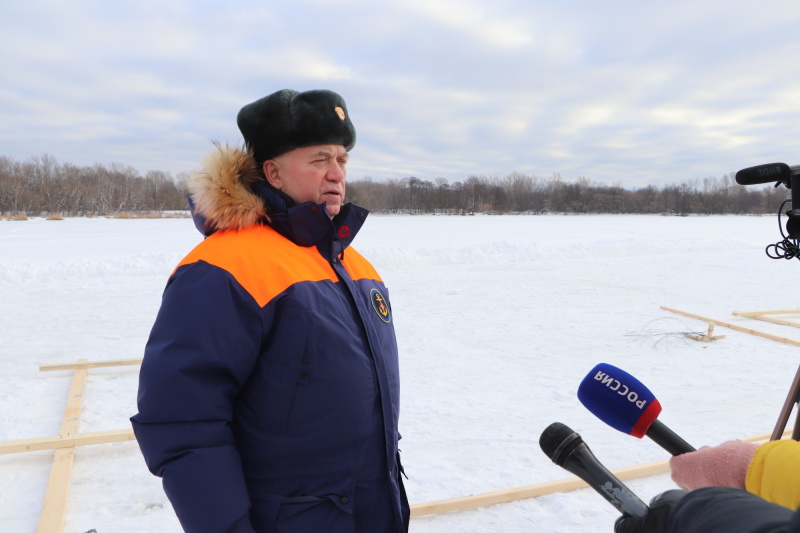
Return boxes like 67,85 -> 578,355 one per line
766,199 -> 800,261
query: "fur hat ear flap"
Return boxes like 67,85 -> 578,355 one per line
236,89 -> 356,164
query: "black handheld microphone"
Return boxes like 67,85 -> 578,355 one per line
539,422 -> 649,518
578,363 -> 695,456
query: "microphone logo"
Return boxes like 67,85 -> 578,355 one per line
600,480 -> 646,512
590,369 -> 649,409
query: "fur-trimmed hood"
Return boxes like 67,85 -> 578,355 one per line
185,143 -> 369,256
186,143 -> 269,235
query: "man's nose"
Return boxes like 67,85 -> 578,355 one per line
327,161 -> 346,181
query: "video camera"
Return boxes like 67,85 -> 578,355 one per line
736,162 -> 800,260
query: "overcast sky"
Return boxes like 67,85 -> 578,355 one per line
2,0 -> 799,189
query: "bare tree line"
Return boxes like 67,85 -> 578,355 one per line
0,154 -> 787,217
0,155 -> 187,216
347,173 -> 787,215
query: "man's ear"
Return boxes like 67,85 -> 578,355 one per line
262,160 -> 282,189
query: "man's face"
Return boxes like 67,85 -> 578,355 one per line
263,144 -> 348,218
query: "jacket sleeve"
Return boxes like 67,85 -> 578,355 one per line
130,262 -> 263,533
746,440 -> 800,510
668,487 -> 800,533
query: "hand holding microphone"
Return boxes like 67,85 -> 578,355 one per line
577,363 -> 695,456
669,440 -> 757,490
571,363 -> 800,530
613,489 -> 687,533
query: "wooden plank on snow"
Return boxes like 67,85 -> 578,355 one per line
39,358 -> 143,372
409,428 -> 791,517
0,429 -> 136,455
36,360 -> 88,533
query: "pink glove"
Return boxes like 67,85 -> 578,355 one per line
669,440 -> 758,490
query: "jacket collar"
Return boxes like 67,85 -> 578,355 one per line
253,180 -> 367,256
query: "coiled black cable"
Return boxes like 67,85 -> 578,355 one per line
766,199 -> 800,260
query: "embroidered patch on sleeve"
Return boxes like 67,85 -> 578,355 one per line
370,288 -> 391,323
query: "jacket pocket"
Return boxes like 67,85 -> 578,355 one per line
251,493 -> 355,533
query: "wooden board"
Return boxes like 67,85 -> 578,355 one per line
39,358 -> 143,372
0,429 -> 136,455
410,459 -> 668,517
660,306 -> 800,347
37,360 -> 88,533
732,309 -> 800,329
409,429 -> 791,517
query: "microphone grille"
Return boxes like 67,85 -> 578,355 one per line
539,422 -> 582,465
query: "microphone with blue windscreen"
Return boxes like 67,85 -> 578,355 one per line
578,363 -> 695,456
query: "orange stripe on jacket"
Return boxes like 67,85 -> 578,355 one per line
175,224 -> 383,307
340,246 -> 383,282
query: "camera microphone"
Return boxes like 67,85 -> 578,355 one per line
735,162 -> 793,185
735,161 -> 800,255
539,422 -> 649,518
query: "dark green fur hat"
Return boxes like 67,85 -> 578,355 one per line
236,89 -> 356,164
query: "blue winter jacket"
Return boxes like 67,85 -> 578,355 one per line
131,145 -> 409,533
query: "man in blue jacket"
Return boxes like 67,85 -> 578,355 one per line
131,89 -> 410,533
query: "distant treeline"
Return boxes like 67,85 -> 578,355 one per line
347,174 -> 787,215
0,155 -> 187,216
0,154 -> 788,217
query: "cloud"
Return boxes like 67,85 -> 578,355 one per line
1,0 -> 800,187
400,0 -> 533,49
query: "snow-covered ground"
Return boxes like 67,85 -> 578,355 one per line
1,214 -> 798,532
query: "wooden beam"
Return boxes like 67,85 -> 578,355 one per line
410,460 -> 669,517
0,428 -> 136,455
733,309 -> 800,316
39,358 -> 143,372
660,306 -> 800,347
37,359 -> 88,533
409,429 -> 791,517
732,310 -> 800,329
